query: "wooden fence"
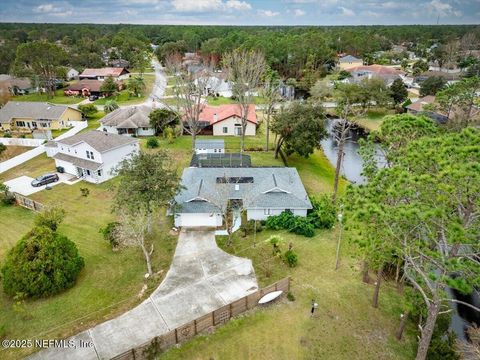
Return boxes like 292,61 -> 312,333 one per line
9,192 -> 44,211
111,277 -> 290,360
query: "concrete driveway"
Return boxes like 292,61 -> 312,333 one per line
28,229 -> 258,360
3,173 -> 74,196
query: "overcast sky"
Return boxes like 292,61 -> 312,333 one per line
0,0 -> 479,25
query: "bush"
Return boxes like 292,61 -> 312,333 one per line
1,226 -> 84,298
78,104 -> 98,118
284,249 -> 298,267
146,137 -> 159,149
266,211 -> 315,237
163,127 -> 175,144
308,195 -> 337,229
3,133 -> 12,138
34,207 -> 65,231
240,219 -> 263,237
100,222 -> 120,248
80,187 -> 90,197
427,314 -> 460,360
290,217 -> 315,237
265,211 -> 296,230
287,291 -> 296,301
268,235 -> 283,255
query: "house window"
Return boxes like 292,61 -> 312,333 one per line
41,123 -> 48,128
214,149 -> 217,153
264,209 -> 271,215
142,127 -> 150,131
16,121 -> 26,127
32,121 -> 37,127
86,151 -> 94,159
97,169 -> 102,177
86,169 -> 91,176
223,127 -> 228,134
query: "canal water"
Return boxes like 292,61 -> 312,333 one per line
321,118 -> 479,342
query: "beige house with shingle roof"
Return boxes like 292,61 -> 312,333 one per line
100,106 -> 154,136
0,101 -> 82,132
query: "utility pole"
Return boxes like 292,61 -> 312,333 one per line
335,212 -> 343,270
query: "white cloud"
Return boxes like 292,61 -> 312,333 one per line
258,9 -> 280,17
339,6 -> 355,16
171,0 -> 251,12
35,4 -> 62,13
294,9 -> 306,16
361,10 -> 380,18
225,0 -> 251,10
427,0 -> 462,17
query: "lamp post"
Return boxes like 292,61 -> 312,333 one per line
335,213 -> 343,270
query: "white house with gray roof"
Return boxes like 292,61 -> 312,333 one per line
194,139 -> 225,154
172,167 -> 311,227
100,106 -> 154,136
46,130 -> 139,184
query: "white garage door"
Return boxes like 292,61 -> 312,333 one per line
176,213 -> 222,227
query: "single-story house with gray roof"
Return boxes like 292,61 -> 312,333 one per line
46,130 -> 139,184
194,139 -> 225,154
172,167 -> 311,227
100,106 -> 154,136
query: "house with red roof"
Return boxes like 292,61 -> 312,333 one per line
79,67 -> 130,81
188,104 -> 257,136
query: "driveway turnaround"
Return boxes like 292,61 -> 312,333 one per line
28,229 -> 258,360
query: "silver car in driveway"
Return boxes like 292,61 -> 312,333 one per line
31,173 -> 59,187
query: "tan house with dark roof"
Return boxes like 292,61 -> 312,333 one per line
0,101 -> 82,132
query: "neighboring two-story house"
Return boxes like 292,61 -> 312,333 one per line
46,130 -> 139,184
0,101 -> 82,132
79,67 -> 130,81
186,104 -> 257,136
100,106 -> 155,136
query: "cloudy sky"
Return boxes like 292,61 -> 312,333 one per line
0,0 -> 479,25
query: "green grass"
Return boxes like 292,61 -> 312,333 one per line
0,153 -> 56,182
94,74 -> 155,106
80,111 -> 105,133
12,90 -> 83,105
206,96 -> 266,106
160,229 -> 416,360
354,108 -> 395,133
0,180 -> 177,360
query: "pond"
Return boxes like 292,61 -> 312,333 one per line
321,118 -> 479,342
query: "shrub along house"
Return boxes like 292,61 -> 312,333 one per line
100,106 -> 154,136
0,101 -> 82,132
184,104 -> 257,136
46,130 -> 139,184
171,167 -> 311,227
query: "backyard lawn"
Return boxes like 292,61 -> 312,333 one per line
353,108 -> 395,133
94,74 -> 155,106
12,89 -> 83,105
160,228 -> 416,360
0,146 -> 31,161
0,153 -> 56,182
0,179 -> 177,360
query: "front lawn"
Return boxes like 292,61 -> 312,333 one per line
0,179 -> 177,360
207,95 -> 266,106
160,228 -> 416,360
12,90 -> 83,105
94,74 -> 155,106
0,153 -> 56,182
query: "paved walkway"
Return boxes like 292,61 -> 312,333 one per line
28,229 -> 258,360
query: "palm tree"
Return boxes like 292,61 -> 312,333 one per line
104,100 -> 119,114
128,76 -> 146,97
